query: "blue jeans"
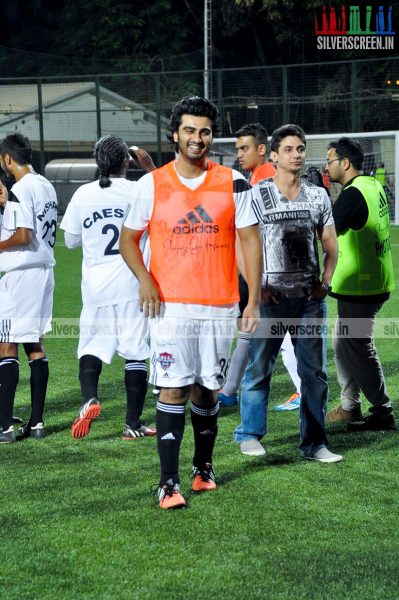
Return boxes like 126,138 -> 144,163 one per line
234,297 -> 329,456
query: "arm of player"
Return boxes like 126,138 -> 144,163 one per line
120,225 -> 161,317
0,227 -> 32,251
309,223 -> 338,300
63,231 -> 82,249
237,223 -> 262,333
235,231 -> 247,280
128,147 -> 156,173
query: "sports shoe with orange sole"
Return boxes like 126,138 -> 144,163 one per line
158,481 -> 187,509
274,392 -> 301,411
191,463 -> 217,492
71,398 -> 101,439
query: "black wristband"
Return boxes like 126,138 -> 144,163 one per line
320,282 -> 332,293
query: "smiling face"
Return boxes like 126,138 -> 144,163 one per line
270,135 -> 306,174
173,114 -> 213,163
235,135 -> 266,172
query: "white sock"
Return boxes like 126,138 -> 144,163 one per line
221,332 -> 251,395
280,333 -> 301,394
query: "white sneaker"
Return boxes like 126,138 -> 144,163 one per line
240,439 -> 266,456
307,447 -> 343,463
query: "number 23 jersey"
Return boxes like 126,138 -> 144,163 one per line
60,178 -> 146,308
0,173 -> 57,272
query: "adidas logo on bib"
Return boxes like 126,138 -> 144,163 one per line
173,204 -> 219,235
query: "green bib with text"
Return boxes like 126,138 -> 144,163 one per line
331,176 -> 395,295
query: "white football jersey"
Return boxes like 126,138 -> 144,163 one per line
0,173 -> 57,272
60,178 -> 146,308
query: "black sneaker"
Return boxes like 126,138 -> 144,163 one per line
0,426 -> 16,444
18,422 -> 46,439
12,415 -> 23,424
347,412 -> 397,432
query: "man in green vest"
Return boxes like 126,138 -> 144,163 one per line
374,162 -> 386,188
325,137 -> 396,431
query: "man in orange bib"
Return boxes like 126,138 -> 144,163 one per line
235,122 -> 276,185
120,96 -> 262,509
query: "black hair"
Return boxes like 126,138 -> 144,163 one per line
167,96 -> 220,146
235,122 -> 268,148
93,135 -> 128,188
270,124 -> 306,153
0,133 -> 32,164
328,137 -> 364,170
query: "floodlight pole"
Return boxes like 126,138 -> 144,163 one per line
204,0 -> 212,99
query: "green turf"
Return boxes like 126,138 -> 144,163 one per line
1,229 -> 399,600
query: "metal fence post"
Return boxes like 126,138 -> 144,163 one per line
217,70 -> 223,134
95,77 -> 102,140
351,61 -> 358,131
155,73 -> 162,166
283,65 -> 289,123
37,79 -> 45,174
395,131 -> 399,225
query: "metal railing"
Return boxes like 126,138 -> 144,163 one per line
0,56 -> 398,172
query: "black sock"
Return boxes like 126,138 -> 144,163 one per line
79,355 -> 102,402
29,357 -> 49,426
125,360 -> 148,428
191,401 -> 219,469
156,401 -> 185,485
0,357 -> 19,430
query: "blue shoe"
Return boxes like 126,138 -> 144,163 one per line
274,393 -> 301,411
217,392 -> 239,407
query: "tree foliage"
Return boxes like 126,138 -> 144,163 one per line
0,0 -> 395,77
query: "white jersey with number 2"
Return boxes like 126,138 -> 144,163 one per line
60,178 -> 146,308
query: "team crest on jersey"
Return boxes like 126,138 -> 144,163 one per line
158,352 -> 175,370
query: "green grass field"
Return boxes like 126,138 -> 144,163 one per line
1,228 -> 399,600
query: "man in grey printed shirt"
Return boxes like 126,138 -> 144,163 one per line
234,123 -> 342,463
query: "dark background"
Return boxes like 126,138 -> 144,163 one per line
0,0 -> 396,77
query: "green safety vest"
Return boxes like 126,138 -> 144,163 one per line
331,176 -> 395,296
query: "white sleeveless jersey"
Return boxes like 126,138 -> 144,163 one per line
60,178 -> 146,308
0,173 -> 57,272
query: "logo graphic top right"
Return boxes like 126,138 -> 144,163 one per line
314,5 -> 395,51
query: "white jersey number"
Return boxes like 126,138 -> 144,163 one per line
42,219 -> 57,248
102,224 -> 120,256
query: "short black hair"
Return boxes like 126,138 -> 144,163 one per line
328,137 -> 364,170
235,122 -> 268,148
270,124 -> 306,153
0,133 -> 32,164
93,135 -> 128,188
167,96 -> 220,145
